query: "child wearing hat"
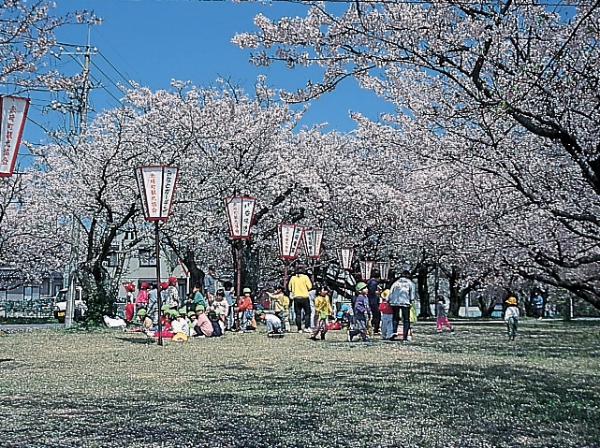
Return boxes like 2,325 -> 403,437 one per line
504,297 -> 520,341
267,284 -> 290,333
166,277 -> 180,309
193,305 -> 214,338
310,285 -> 333,340
348,282 -> 371,342
379,289 -> 394,340
235,288 -> 253,333
170,308 -> 190,339
255,310 -> 283,337
137,308 -> 153,334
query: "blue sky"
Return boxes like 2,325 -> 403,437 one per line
20,0 -> 395,152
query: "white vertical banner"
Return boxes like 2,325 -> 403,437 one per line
137,166 -> 179,221
376,261 -> 390,281
359,260 -> 375,280
225,196 -> 256,239
338,247 -> 354,270
278,223 -> 305,259
0,96 -> 29,178
161,167 -> 178,218
303,228 -> 324,259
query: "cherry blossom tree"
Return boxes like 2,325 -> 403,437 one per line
28,79 -> 373,319
234,0 -> 600,310
0,2 -> 99,293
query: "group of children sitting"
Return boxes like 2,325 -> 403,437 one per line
135,304 -> 223,341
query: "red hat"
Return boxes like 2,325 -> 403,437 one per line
160,282 -> 169,290
124,282 -> 136,292
140,282 -> 148,289
168,276 -> 177,285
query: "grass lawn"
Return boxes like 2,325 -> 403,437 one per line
1,320 -> 599,447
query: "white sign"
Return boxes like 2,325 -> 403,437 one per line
359,260 -> 375,280
136,166 -> 179,221
0,96 -> 29,178
225,196 -> 257,239
278,223 -> 305,259
302,228 -> 324,259
376,261 -> 390,281
338,247 -> 354,270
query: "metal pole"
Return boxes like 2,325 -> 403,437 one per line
155,221 -> 163,346
236,240 -> 242,299
283,259 -> 289,291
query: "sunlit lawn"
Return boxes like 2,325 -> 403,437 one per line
1,320 -> 599,447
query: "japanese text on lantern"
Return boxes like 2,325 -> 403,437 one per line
149,173 -> 158,215
1,105 -> 16,168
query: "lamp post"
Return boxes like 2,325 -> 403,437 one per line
359,260 -> 375,281
136,165 -> 179,346
0,96 -> 29,178
277,223 -> 305,288
337,247 -> 354,271
376,261 -> 390,282
302,228 -> 324,283
225,196 -> 257,299
337,247 -> 355,303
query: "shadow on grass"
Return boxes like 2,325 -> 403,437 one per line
115,335 -> 156,345
1,324 -> 599,448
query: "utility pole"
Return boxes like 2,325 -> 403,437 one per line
51,25 -> 97,139
54,25 -> 97,326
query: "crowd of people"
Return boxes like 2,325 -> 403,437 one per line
123,262 -> 558,344
118,264 -> 451,343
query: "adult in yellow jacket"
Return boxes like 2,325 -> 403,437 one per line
287,265 -> 312,332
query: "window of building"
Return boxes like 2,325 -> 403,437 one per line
138,248 -> 156,267
107,246 -> 119,267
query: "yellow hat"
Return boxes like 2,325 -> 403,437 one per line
505,297 -> 517,305
381,289 -> 390,300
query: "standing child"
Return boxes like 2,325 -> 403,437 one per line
379,289 -> 394,340
348,282 -> 372,342
435,296 -> 454,333
267,284 -> 290,332
504,296 -> 520,341
310,285 -> 333,340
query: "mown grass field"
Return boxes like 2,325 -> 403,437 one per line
1,320 -> 599,448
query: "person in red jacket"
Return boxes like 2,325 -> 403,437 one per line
235,288 -> 253,332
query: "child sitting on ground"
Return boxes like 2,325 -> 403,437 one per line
193,305 -> 214,338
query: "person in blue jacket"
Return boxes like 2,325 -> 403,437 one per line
348,282 -> 372,342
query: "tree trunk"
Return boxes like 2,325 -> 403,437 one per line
448,266 -> 461,318
417,263 -> 432,318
